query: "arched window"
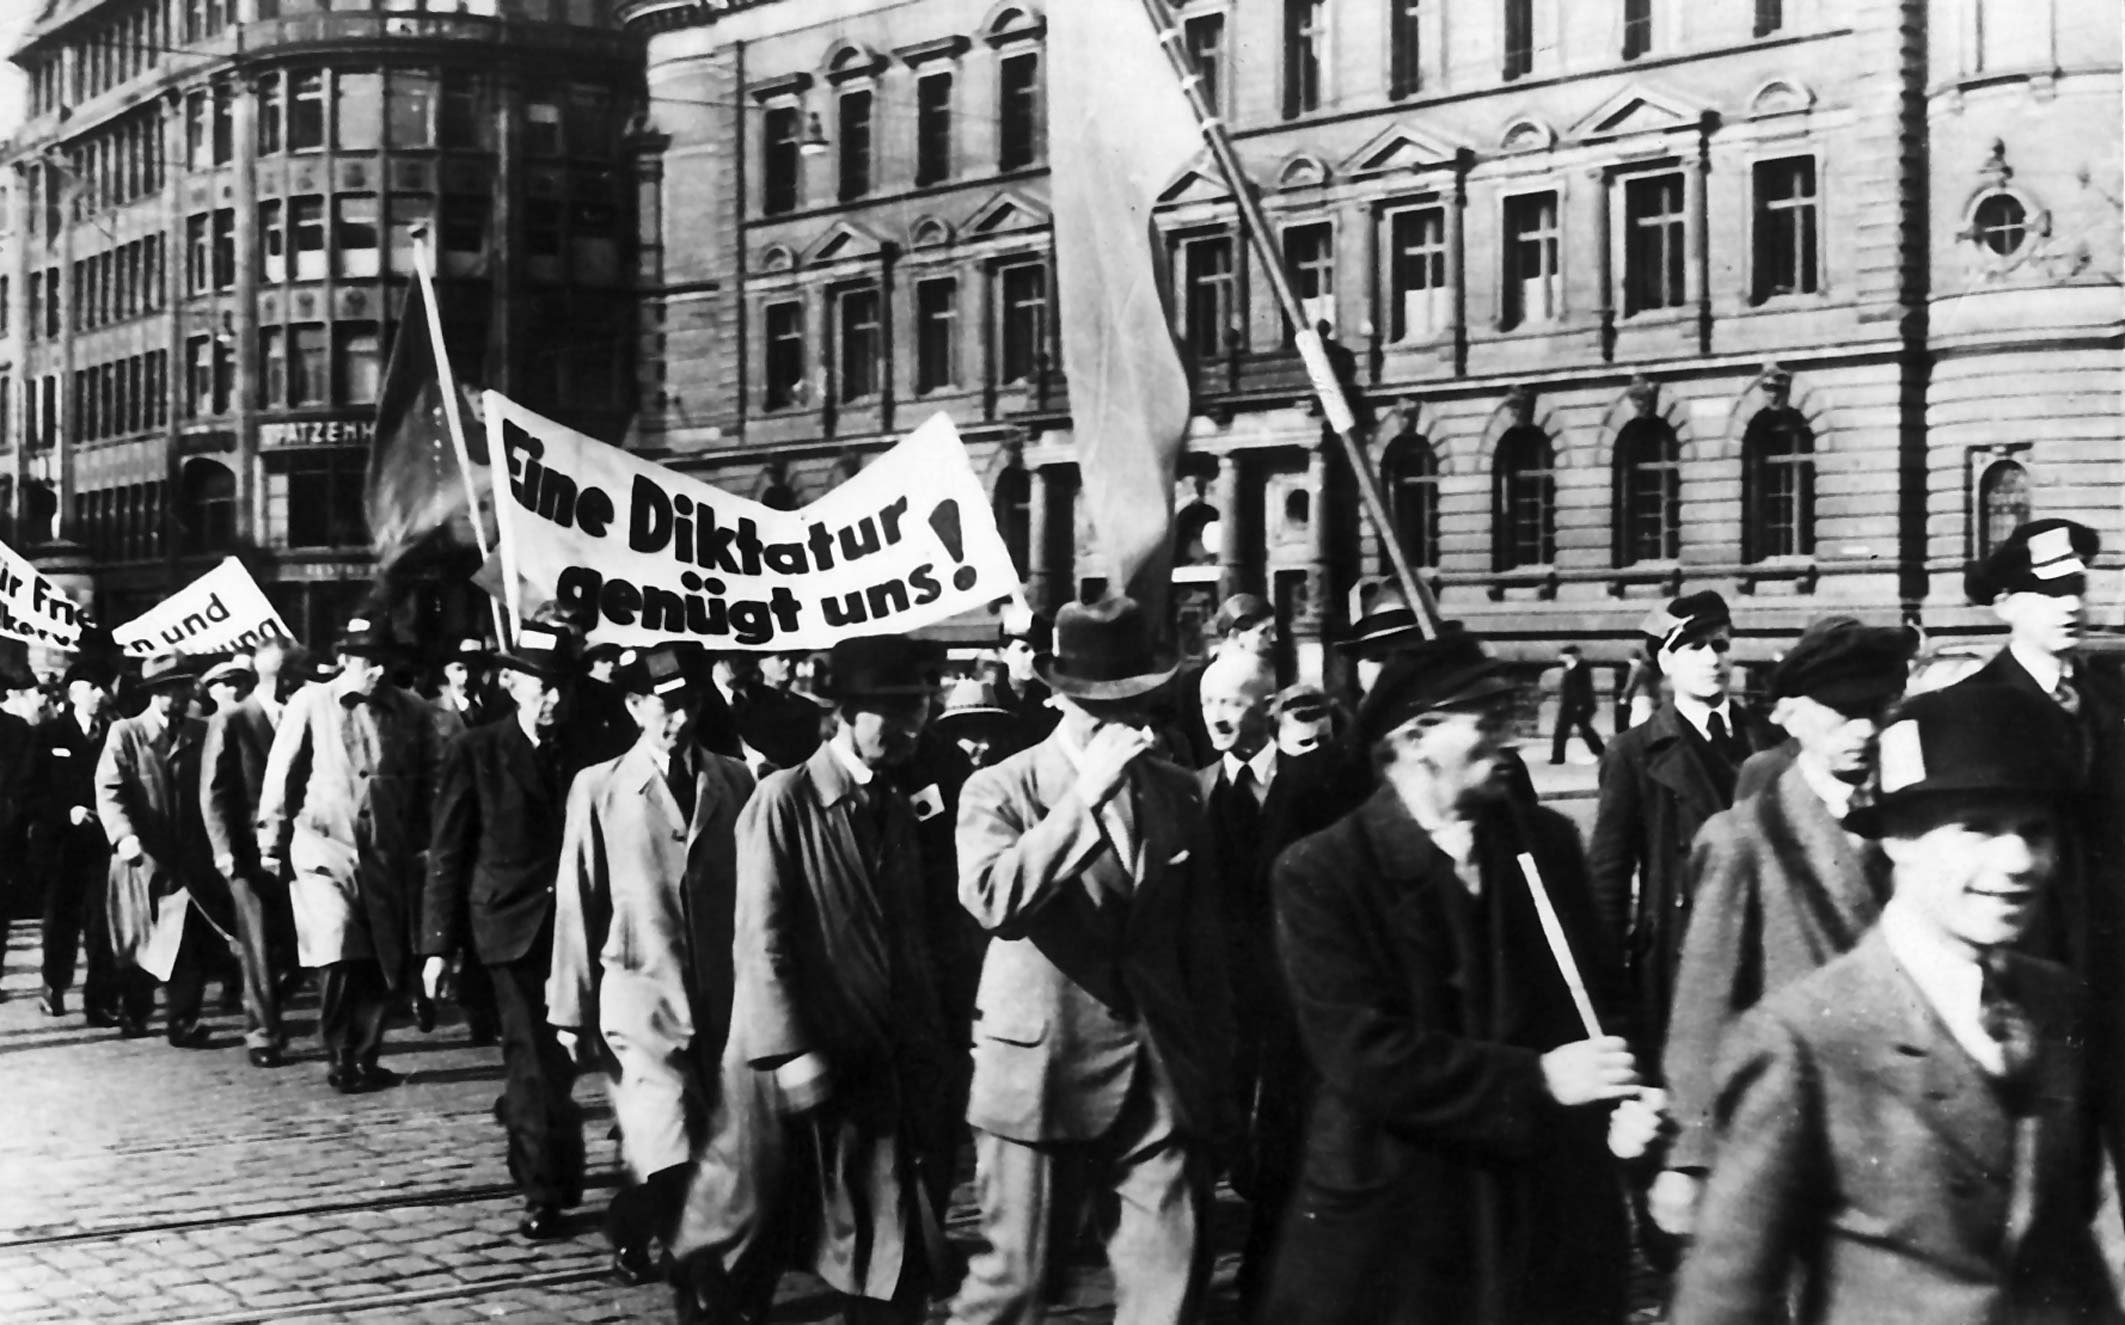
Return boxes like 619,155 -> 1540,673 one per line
1381,431 -> 1441,567
1492,425 -> 1555,570
179,458 -> 235,556
1976,460 -> 2031,559
1175,502 -> 1222,567
993,465 -> 1032,576
1613,417 -> 1680,565
1741,407 -> 1814,561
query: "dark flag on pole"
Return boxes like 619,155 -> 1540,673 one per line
364,266 -> 491,578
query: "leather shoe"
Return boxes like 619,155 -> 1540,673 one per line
84,1006 -> 120,1028
37,988 -> 64,1017
247,1046 -> 284,1069
167,1022 -> 212,1049
518,1204 -> 566,1241
412,994 -> 436,1034
609,1243 -> 658,1286
359,1063 -> 403,1090
117,1015 -> 150,1039
326,1065 -> 363,1094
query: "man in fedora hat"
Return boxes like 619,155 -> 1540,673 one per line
198,658 -> 255,715
674,634 -> 956,1324
96,653 -> 232,1048
947,596 -> 1233,1325
1263,632 -> 1637,1325
1676,685 -> 2116,1323
550,643 -> 755,1286
31,658 -> 116,1023
424,617 -> 590,1241
935,677 -> 1016,771
431,636 -> 496,740
201,637 -> 305,1066
257,616 -> 437,1092
1650,615 -> 1917,1238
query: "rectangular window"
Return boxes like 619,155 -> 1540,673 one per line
441,192 -> 488,270
275,450 -> 369,550
128,356 -> 143,433
1285,222 -> 1335,332
570,174 -> 618,284
26,272 -> 39,343
1622,172 -> 1686,314
1179,234 -> 1235,360
762,104 -> 801,215
336,324 -> 382,404
260,327 -> 285,407
388,196 -> 434,276
1184,14 -> 1226,114
186,91 -> 209,170
1754,0 -> 1783,36
147,353 -> 166,428
1284,0 -> 1327,117
40,376 -> 55,448
293,196 -> 326,280
914,277 -> 958,394
337,70 -> 384,151
290,325 -> 327,405
212,208 -> 236,289
260,201 -> 285,281
837,88 -> 872,202
763,300 -> 805,409
526,100 -> 562,157
440,70 -> 482,149
1752,157 -> 1819,302
915,72 -> 953,187
1390,0 -> 1422,97
1503,0 -> 1534,79
185,335 -> 211,417
388,69 -> 435,149
258,73 -> 281,154
289,71 -> 325,150
186,212 -> 210,293
1622,0 -> 1652,59
43,267 -> 58,339
1501,191 -> 1559,328
336,194 -> 381,278
998,53 -> 1040,171
213,82 -> 233,163
833,286 -> 881,402
996,262 -> 1047,385
213,337 -> 234,415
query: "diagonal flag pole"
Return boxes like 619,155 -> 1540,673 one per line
406,226 -> 510,648
1133,0 -> 1442,639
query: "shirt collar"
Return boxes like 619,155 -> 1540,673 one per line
516,709 -> 541,747
2008,640 -> 2067,694
1880,901 -> 2000,1073
1223,745 -> 1277,789
1672,692 -> 1731,741
828,729 -> 875,787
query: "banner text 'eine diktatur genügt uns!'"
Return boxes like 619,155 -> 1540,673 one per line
486,394 -> 1022,649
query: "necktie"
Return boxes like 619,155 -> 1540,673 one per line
2053,671 -> 2082,717
1227,765 -> 1263,841
666,753 -> 694,828
1979,956 -> 2037,1104
1706,710 -> 1740,763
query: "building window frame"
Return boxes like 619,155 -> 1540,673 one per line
1741,405 -> 1815,562
1619,168 -> 1687,316
1174,229 -> 1238,364
761,101 -> 803,217
1622,0 -> 1652,60
1493,424 -> 1556,570
762,298 -> 807,411
1283,0 -> 1329,119
1750,155 -> 1820,304
1501,189 -> 1561,330
1969,452 -> 2033,561
830,282 -> 883,405
1384,201 -> 1450,344
914,275 -> 959,395
1183,11 -> 1229,117
993,258 -> 1048,389
1612,415 -> 1681,565
1389,0 -> 1423,98
914,69 -> 955,188
1503,0 -> 1535,80
1382,430 -> 1442,567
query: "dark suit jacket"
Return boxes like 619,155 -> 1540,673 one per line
1587,700 -> 1777,1059
0,712 -> 38,870
201,697 -> 277,878
1662,762 -> 1890,1171
1267,788 -> 1629,1324
424,718 -> 568,968
1676,931 -> 2117,1325
1559,660 -> 1598,719
30,710 -> 109,856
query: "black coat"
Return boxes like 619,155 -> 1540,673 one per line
0,712 -> 38,871
423,719 -> 569,967
1265,787 -> 1630,1325
1558,660 -> 1598,719
200,698 -> 276,878
1586,701 -> 1777,1061
29,711 -> 110,863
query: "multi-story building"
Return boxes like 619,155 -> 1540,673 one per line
0,0 -> 640,644
624,0 -> 2121,687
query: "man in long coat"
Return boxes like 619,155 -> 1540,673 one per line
424,619 -> 587,1242
1675,685 -> 2117,1324
549,643 -> 754,1285
1650,616 -> 1914,1236
0,660 -> 48,935
673,636 -> 955,1325
202,638 -> 301,1067
96,653 -> 231,1047
947,597 -> 1234,1325
257,616 -> 436,1093
33,660 -> 115,1022
1264,632 -> 1638,1325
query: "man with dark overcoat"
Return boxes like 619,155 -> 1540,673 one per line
256,616 -> 437,1092
0,660 -> 48,939
672,636 -> 955,1325
32,660 -> 116,1022
1675,685 -> 2119,1324
946,596 -> 1233,1325
423,619 -> 588,1242
1649,615 -> 1915,1237
96,653 -> 232,1047
1263,632 -> 1639,1325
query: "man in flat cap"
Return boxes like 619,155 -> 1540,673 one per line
257,616 -> 437,1092
1676,684 -> 2116,1324
672,635 -> 954,1324
947,596 -> 1233,1325
1649,615 -> 1917,1238
1264,631 -> 1639,1324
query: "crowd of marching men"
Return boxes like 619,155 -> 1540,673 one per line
11,513 -> 2125,1325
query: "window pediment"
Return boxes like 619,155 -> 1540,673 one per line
1565,82 -> 1712,143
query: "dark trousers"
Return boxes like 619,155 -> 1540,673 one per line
488,956 -> 583,1208
226,872 -> 286,1050
457,953 -> 499,1035
116,908 -> 212,1032
320,958 -> 391,1070
40,825 -> 116,1007
1550,710 -> 1606,763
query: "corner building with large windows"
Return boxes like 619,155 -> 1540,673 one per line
626,0 -> 2121,685
0,0 -> 639,642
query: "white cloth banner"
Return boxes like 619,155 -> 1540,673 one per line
0,541 -> 85,648
113,556 -> 291,657
486,394 -> 1021,649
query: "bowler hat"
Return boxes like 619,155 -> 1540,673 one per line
1965,518 -> 2099,605
492,620 -> 577,682
1853,685 -> 2078,837
0,658 -> 40,693
1340,578 -> 1427,658
1641,591 -> 1732,654
818,635 -> 942,702
1353,629 -> 1516,746
334,616 -> 397,660
61,658 -> 115,690
137,652 -> 197,692
935,676 -> 1015,742
611,643 -> 703,707
1211,592 -> 1274,640
1769,616 -> 1918,714
1034,597 -> 1179,702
